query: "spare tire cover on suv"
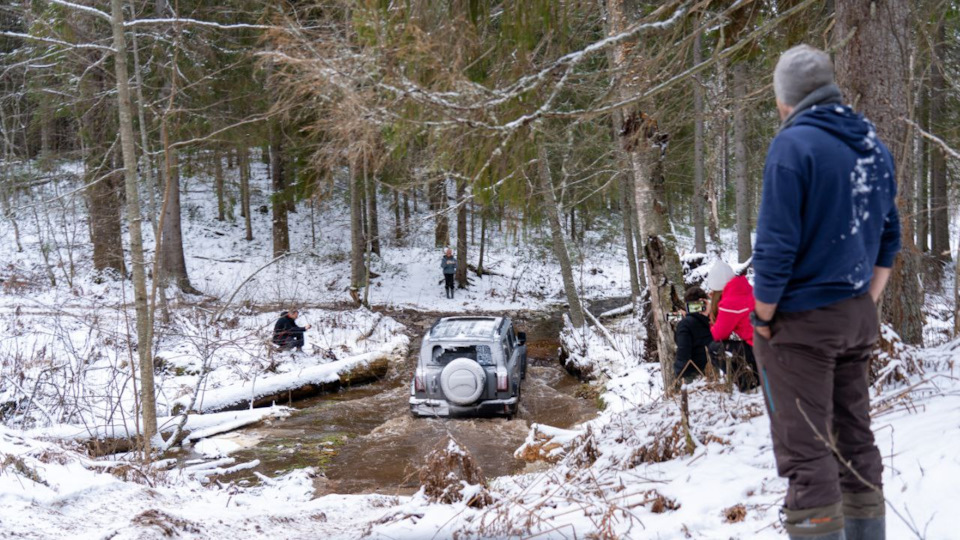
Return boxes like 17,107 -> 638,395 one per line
439,358 -> 487,406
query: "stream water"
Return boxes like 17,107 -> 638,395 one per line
202,301 -> 626,496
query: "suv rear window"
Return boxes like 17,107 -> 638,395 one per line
431,345 -> 494,366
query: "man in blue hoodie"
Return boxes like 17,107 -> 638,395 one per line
752,45 -> 900,540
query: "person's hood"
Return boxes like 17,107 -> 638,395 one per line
790,105 -> 879,154
784,85 -> 879,155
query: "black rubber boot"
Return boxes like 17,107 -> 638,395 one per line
784,503 -> 845,540
843,492 -> 884,540
844,517 -> 883,540
788,532 -> 845,540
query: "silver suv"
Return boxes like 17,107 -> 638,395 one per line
409,316 -> 527,418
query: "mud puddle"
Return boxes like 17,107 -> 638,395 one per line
200,306 -> 613,495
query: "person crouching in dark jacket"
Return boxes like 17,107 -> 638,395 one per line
273,309 -> 311,351
673,286 -> 714,383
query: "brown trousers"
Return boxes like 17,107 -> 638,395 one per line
755,294 -> 883,511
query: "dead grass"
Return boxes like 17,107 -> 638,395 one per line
872,330 -> 922,389
131,509 -> 202,537
419,437 -> 492,508
724,503 -> 747,523
566,425 -> 600,471
0,453 -> 48,486
629,421 -> 687,464
515,431 -> 565,464
646,489 -> 680,513
574,383 -> 602,401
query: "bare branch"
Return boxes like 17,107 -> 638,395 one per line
0,31 -> 114,52
124,18 -> 277,30
48,0 -> 111,22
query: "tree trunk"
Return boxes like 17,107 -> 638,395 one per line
930,20 -> 950,261
538,143 -> 585,328
403,192 -> 410,230
393,189 -> 401,240
692,26 -> 707,254
628,174 -> 647,290
350,163 -> 365,302
606,0 -> 682,390
80,63 -> 125,275
835,0 -> 924,344
918,84 -> 929,252
39,97 -> 52,162
131,25 -> 158,236
362,153 -> 373,307
239,147 -> 252,241
456,177 -> 468,289
478,209 -> 486,276
158,140 -> 195,293
270,123 -> 289,256
285,154 -> 296,214
621,174 -> 641,304
215,147 -> 225,221
955,226 -> 960,336
366,174 -> 381,256
432,179 -> 449,247
111,0 -> 156,444
87,165 -> 127,275
733,62 -> 751,263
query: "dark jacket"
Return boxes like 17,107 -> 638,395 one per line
754,102 -> 901,313
441,255 -> 457,275
674,312 -> 713,378
273,313 -> 306,345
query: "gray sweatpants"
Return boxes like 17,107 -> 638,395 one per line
755,294 -> 883,513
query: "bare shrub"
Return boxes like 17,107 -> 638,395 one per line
872,325 -> 928,390
419,437 -> 492,508
724,503 -> 747,523
630,421 -> 686,464
131,509 -> 202,536
646,489 -> 680,513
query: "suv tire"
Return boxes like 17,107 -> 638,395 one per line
439,358 -> 487,406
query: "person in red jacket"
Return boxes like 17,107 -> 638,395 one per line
705,260 -> 759,390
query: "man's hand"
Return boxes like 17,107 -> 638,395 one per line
754,300 -> 778,340
304,323 -> 312,330
869,266 -> 892,303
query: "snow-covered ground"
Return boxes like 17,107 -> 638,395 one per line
1,158 -> 958,539
2,312 -> 956,539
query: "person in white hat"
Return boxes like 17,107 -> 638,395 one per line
704,260 -> 758,391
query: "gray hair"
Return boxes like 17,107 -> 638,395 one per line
773,45 -> 835,106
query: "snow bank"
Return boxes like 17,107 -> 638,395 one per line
0,424 -> 402,539
177,350 -> 391,413
24,406 -> 290,443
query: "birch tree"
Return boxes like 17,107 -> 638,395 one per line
605,0 -> 683,389
538,142 -> 585,328
110,0 -> 156,442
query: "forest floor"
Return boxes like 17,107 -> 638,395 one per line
1,159 -> 958,539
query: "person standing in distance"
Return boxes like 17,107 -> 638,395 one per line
752,45 -> 901,540
441,247 -> 457,299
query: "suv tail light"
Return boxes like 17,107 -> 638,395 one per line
497,372 -> 509,392
414,371 -> 425,392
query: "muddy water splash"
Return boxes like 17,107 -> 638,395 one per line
216,308 -> 600,495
